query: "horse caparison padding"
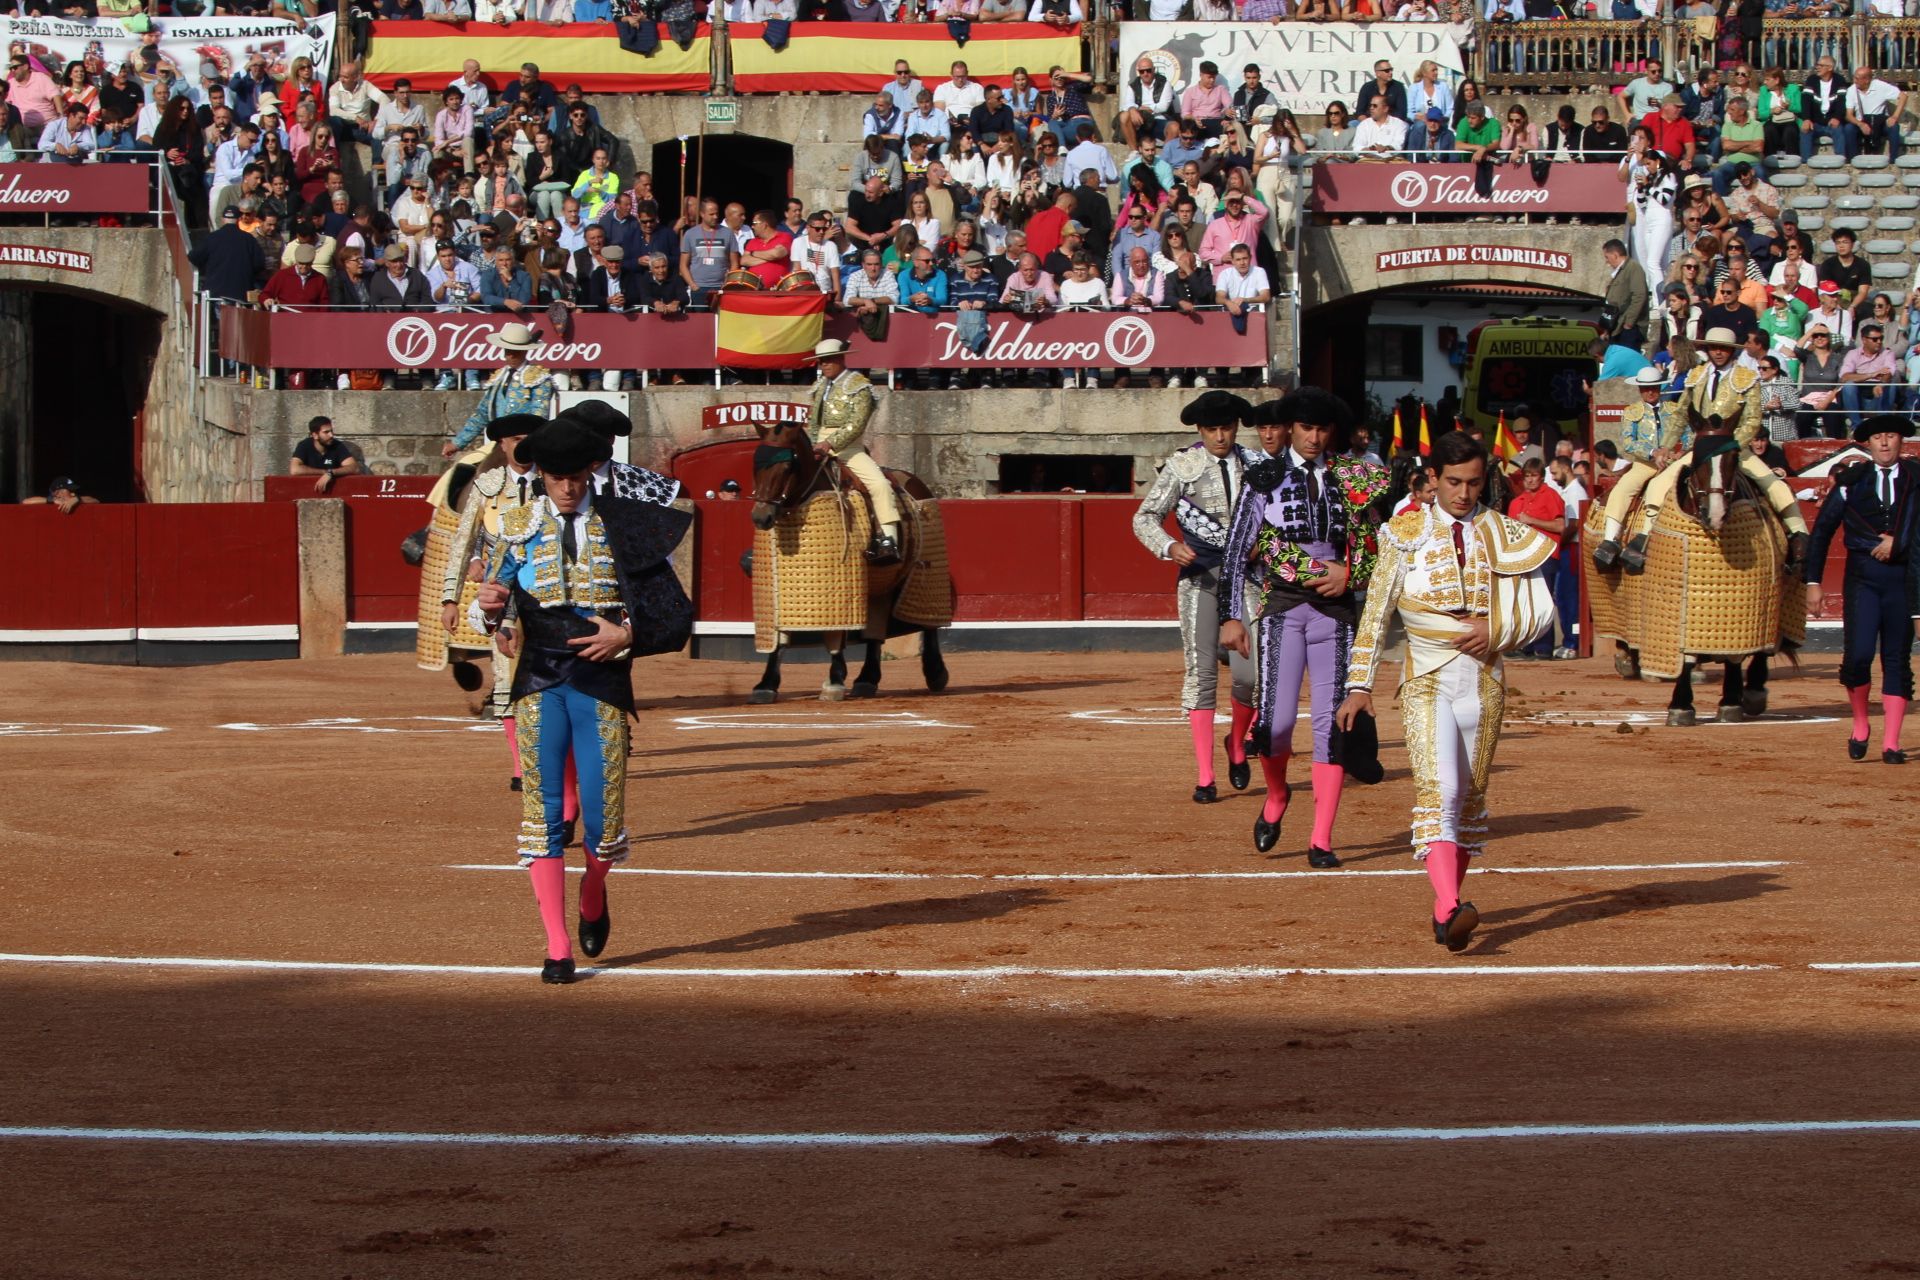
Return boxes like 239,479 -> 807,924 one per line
745,419 -> 953,702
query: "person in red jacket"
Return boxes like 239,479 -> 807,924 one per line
1023,188 -> 1076,261
259,242 -> 328,308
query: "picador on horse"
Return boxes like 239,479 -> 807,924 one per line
1584,327 -> 1809,724
744,338 -> 954,702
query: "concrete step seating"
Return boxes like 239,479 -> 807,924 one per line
1871,262 -> 1911,280
1798,215 -> 1826,230
1858,173 -> 1898,189
1877,216 -> 1917,232
1897,154 -> 1920,169
1789,194 -> 1830,210
1807,154 -> 1849,169
1772,172 -> 1809,188
1835,195 -> 1876,210
1814,172 -> 1854,187
1851,155 -> 1891,171
1865,239 -> 1909,256
1830,216 -> 1871,232
1884,195 -> 1920,209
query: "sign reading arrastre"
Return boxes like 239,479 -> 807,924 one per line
1377,246 -> 1572,274
0,245 -> 93,272
1310,164 -> 1625,216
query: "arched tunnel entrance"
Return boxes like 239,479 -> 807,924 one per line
1300,280 -> 1602,435
0,286 -> 161,505
649,135 -> 794,222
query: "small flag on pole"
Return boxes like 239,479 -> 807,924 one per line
1391,405 -> 1405,454
1418,404 -> 1431,455
1494,410 -> 1519,461
713,291 -> 828,369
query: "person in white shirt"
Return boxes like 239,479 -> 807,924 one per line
1213,243 -> 1271,311
1119,54 -> 1176,150
374,79 -> 427,173
448,61 -> 490,114
425,239 -> 484,388
931,62 -> 985,118
1352,96 -> 1408,161
983,131 -> 1022,197
1844,66 -> 1908,162
474,0 -> 522,22
1057,253 -> 1106,307
790,211 -> 843,293
326,61 -> 388,146
1063,121 -> 1118,186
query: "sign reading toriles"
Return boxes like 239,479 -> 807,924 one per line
702,402 -> 811,431
0,244 -> 93,272
1377,246 -> 1573,274
1312,164 -> 1627,216
1119,22 -> 1464,114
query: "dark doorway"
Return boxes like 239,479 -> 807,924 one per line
7,292 -> 159,504
649,135 -> 794,224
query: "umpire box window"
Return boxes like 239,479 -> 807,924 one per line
998,455 -> 1135,495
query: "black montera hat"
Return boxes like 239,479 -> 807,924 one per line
560,398 -> 633,439
1179,388 -> 1254,428
518,420 -> 611,474
486,413 -> 547,441
1852,413 -> 1914,444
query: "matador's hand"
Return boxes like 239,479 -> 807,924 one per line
1335,691 -> 1372,731
1454,617 -> 1493,660
1219,618 -> 1251,658
568,616 -> 632,662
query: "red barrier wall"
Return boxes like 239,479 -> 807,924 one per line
346,498 -> 435,623
265,476 -> 437,502
133,505 -> 299,629
0,506 -> 139,631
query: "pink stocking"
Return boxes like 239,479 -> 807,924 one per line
1227,699 -> 1255,765
1188,710 -> 1215,787
580,853 -> 613,922
1456,852 -> 1472,892
1849,686 -> 1871,742
503,716 -> 522,780
1259,749 -> 1292,823
528,857 -> 572,961
1426,841 -> 1462,922
1309,763 -> 1344,851
562,752 -> 580,823
1885,696 -> 1909,753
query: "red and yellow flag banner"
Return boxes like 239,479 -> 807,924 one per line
715,291 -> 828,369
364,21 -> 712,93
730,22 -> 1079,94
1493,410 -> 1519,461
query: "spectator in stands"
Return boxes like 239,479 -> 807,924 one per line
1808,280 -> 1856,346
933,61 -> 984,121
1164,248 -> 1216,388
488,62 -> 556,137
1109,202 -> 1161,279
327,60 -> 386,149
1640,99 -> 1697,171
1757,67 -> 1802,161
1795,323 -> 1845,436
279,57 -> 324,120
370,242 -> 433,313
852,134 -> 903,194
987,229 -> 1025,284
900,244 -> 949,319
295,122 -> 341,207
971,87 -> 1017,150
375,79 -> 426,167
571,146 -> 619,220
190,204 -> 269,300
635,248 -> 689,316
227,54 -> 277,125
1407,60 -> 1452,122
1215,241 -> 1269,315
1801,55 -> 1849,162
681,199 -> 738,307
884,61 -> 923,117
290,416 -> 363,492
1111,244 -> 1162,310
1198,189 -> 1260,268
1001,251 -> 1056,315
1709,98 -> 1766,197
583,240 -> 633,319
1584,104 -> 1626,160
1839,323 -> 1904,428
1179,61 -> 1232,138
1700,273 -> 1759,342
1818,228 -> 1872,314
383,128 -> 431,207
863,90 -> 903,152
595,189 -> 640,260
903,91 -> 950,159
844,248 -> 900,335
1603,238 -> 1650,351
1616,56 -> 1674,123
1845,66 -> 1907,162
554,100 -> 615,182
1064,119 -> 1116,188
432,86 -> 474,173
1681,65 -> 1725,157
1233,65 -> 1274,133
1452,99 -> 1499,169
1405,108 -> 1457,162
261,241 -> 329,310
1354,94 -> 1408,163
1592,333 -> 1651,381
212,118 -> 260,190
740,209 -> 793,288
480,243 -> 535,314
1354,58 -> 1408,123
330,245 -> 375,312
37,101 -> 94,163
571,222 -> 609,283
21,476 -> 99,514
1119,54 -> 1175,150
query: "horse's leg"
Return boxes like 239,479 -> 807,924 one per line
749,647 -> 782,705
1667,661 -> 1698,726
850,641 -> 883,699
1742,653 -> 1770,717
821,632 -> 849,702
1718,660 -> 1746,722
921,627 -> 949,693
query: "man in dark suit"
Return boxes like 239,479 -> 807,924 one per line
187,203 -> 268,300
572,224 -> 609,289
1602,238 -> 1650,352
1069,172 -> 1113,275
581,244 -> 634,311
1806,414 -> 1920,764
367,242 -> 432,309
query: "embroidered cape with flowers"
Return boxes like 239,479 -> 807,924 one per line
1225,452 -> 1392,622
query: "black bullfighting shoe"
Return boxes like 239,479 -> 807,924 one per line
1441,902 -> 1480,953
1848,737 -> 1869,761
540,957 -> 577,985
579,904 -> 611,959
1307,846 -> 1341,869
1225,734 -> 1251,791
1193,784 -> 1217,804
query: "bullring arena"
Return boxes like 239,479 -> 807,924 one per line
5,642 -> 1918,1276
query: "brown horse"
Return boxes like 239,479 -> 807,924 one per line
747,419 -> 950,702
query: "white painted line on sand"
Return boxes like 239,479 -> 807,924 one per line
445,860 -> 1788,882
1809,962 -> 1920,972
0,953 -> 1775,981
3,1118 -> 1917,1150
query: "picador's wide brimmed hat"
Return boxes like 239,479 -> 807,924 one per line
559,398 -> 633,439
486,412 -> 547,442
1853,413 -> 1915,443
1699,326 -> 1741,349
804,337 -> 853,361
1635,366 -> 1668,387
516,420 -> 610,474
486,322 -> 540,351
1180,388 -> 1254,428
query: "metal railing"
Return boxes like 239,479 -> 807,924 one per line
1479,19 -> 1660,91
1474,14 -> 1895,90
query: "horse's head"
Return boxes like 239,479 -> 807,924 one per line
750,419 -> 815,531
1689,418 -> 1740,532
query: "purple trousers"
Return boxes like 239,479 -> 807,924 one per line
1251,599 -> 1351,764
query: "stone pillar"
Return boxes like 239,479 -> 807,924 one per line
296,498 -> 348,659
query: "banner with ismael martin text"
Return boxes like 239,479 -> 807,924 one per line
0,14 -> 336,87
1118,21 -> 1465,117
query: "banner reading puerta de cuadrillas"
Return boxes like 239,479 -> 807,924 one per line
1118,21 -> 1466,116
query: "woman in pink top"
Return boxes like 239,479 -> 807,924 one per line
56,62 -> 97,124
1500,104 -> 1541,168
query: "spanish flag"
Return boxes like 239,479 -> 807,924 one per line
1493,410 -> 1519,462
364,21 -> 711,93
1418,404 -> 1431,455
1390,405 -> 1404,454
714,291 -> 828,369
730,22 -> 1080,93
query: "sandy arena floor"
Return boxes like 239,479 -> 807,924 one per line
2,648 -> 1917,1278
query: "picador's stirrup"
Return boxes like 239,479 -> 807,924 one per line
1592,538 -> 1623,569
1620,533 -> 1650,572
